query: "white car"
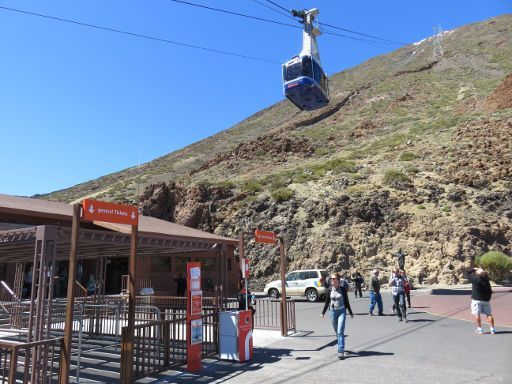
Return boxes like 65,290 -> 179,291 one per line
264,269 -> 329,302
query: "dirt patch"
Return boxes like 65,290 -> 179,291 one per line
350,119 -> 381,139
190,136 -> 315,175
484,74 -> 512,112
442,118 -> 512,187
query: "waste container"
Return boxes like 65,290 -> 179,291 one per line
219,310 -> 253,362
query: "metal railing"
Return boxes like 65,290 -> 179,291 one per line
254,298 -> 296,332
0,281 -> 16,303
0,337 -> 63,384
123,316 -> 187,381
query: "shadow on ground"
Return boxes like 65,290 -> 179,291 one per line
137,347 -> 293,383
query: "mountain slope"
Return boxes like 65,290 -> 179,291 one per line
43,15 -> 512,287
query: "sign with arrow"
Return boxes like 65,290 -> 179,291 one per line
82,199 -> 138,226
254,230 -> 276,244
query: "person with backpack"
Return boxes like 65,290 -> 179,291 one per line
320,273 -> 354,360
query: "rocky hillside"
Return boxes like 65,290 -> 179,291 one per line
43,15 -> 512,288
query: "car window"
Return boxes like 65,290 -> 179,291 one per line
286,272 -> 299,281
298,271 -> 310,280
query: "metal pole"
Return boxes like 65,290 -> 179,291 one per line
279,237 -> 288,337
239,233 -> 248,310
76,302 -> 85,384
121,224 -> 138,383
59,203 -> 81,384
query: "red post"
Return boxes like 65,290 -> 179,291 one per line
187,262 -> 202,371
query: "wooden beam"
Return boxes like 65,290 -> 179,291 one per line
58,204 -> 80,384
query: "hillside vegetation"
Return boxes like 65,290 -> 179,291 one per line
43,15 -> 512,288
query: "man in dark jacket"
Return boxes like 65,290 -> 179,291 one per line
467,268 -> 495,334
368,270 -> 383,316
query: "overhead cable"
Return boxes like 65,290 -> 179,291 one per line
262,0 -> 291,14
319,22 -> 408,45
251,0 -> 295,21
169,0 -> 301,29
0,5 -> 280,64
171,0 -> 406,47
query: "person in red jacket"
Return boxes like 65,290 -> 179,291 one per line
402,270 -> 411,308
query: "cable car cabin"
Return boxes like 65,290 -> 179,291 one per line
283,55 -> 329,111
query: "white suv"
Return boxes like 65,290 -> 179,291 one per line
264,269 -> 329,302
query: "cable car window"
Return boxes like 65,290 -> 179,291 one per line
311,59 -> 322,84
302,56 -> 313,78
284,62 -> 303,82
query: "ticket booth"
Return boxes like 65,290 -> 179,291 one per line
219,310 -> 253,362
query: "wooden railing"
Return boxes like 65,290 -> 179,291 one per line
254,298 -> 296,332
73,280 -> 88,300
0,337 -> 63,383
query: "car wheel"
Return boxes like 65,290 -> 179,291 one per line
268,288 -> 279,299
306,288 -> 318,302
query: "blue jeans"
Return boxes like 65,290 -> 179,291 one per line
393,292 -> 407,319
369,291 -> 383,315
329,308 -> 347,353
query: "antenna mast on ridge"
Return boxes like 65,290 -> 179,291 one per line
432,24 -> 444,60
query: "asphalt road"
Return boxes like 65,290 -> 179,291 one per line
142,292 -> 512,384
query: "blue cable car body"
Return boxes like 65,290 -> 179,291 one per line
283,55 -> 329,111
283,8 -> 329,111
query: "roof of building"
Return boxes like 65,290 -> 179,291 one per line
0,193 -> 237,245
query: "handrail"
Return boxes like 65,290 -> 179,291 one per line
0,280 -> 16,300
74,280 -> 88,297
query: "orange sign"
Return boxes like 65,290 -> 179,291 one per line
255,230 -> 276,244
82,199 -> 138,226
191,290 -> 202,315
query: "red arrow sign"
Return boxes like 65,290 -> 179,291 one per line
254,230 -> 276,244
82,199 -> 138,226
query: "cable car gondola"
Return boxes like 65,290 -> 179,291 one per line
283,8 -> 329,111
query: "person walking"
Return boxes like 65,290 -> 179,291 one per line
368,270 -> 383,316
403,271 -> 412,308
321,273 -> 354,359
466,267 -> 496,334
389,268 -> 407,322
352,271 -> 364,298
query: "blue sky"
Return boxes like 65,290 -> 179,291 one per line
0,1 -> 509,197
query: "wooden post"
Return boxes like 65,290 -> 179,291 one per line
121,224 -> 138,383
59,204 -> 81,384
279,237 -> 288,337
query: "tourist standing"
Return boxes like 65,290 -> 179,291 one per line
389,268 -> 407,322
352,271 -> 364,298
368,270 -> 383,316
466,267 -> 495,334
321,273 -> 354,359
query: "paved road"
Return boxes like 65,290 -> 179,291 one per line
142,290 -> 512,384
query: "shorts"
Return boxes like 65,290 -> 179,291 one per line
471,300 -> 492,316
